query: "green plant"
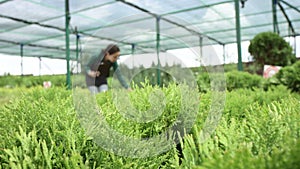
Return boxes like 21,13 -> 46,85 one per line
0,74 -> 66,88
275,61 -> 300,92
225,71 -> 264,91
178,93 -> 300,169
1,84 -> 299,168
0,84 -> 198,168
197,71 -> 265,92
248,32 -> 296,74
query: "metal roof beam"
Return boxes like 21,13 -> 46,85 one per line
0,14 -> 65,32
192,12 -> 263,26
76,6 -> 298,43
174,6 -> 299,31
129,18 -> 300,46
71,1 -> 117,15
77,32 -> 150,53
0,51 -> 71,60
0,1 -> 116,33
0,14 -> 149,53
0,38 -> 75,52
0,34 -> 65,50
225,33 -> 300,44
162,17 -> 223,45
0,0 -> 12,5
279,0 -> 300,13
278,2 -> 296,35
81,5 -> 300,45
81,16 -> 153,32
161,1 -> 233,16
202,19 -> 300,36
116,0 -> 224,45
0,51 -> 51,58
78,32 -> 131,45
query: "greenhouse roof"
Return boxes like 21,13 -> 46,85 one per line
0,0 -> 299,60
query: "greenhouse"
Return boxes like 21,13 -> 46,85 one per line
0,0 -> 300,168
0,0 -> 299,84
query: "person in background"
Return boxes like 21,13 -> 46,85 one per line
85,44 -> 130,94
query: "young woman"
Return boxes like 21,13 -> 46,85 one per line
85,44 -> 130,94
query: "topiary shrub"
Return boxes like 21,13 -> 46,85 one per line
248,32 -> 297,75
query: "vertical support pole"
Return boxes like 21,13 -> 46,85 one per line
199,36 -> 203,72
272,0 -> 279,34
199,36 -> 203,63
156,16 -> 161,86
20,44 -> 23,76
235,0 -> 243,71
294,36 -> 297,55
39,57 -> 41,76
199,36 -> 203,58
223,44 -> 226,65
75,27 -> 80,74
65,0 -> 71,89
131,43 -> 135,69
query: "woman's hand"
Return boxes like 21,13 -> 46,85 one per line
88,70 -> 100,77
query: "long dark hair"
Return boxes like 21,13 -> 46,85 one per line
103,44 -> 120,55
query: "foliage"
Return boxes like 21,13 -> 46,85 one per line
275,60 -> 300,93
117,63 -> 188,88
0,84 -> 299,168
0,84 -> 197,168
222,85 -> 298,119
225,71 -> 264,91
0,74 -> 66,88
131,68 -> 174,88
248,32 -> 296,74
197,70 -> 266,92
190,64 -> 238,73
179,87 -> 300,169
196,72 -> 211,92
0,87 -> 22,106
0,87 -> 91,168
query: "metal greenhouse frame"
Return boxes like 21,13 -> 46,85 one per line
0,0 -> 299,88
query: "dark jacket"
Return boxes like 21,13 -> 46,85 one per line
84,52 -> 129,88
